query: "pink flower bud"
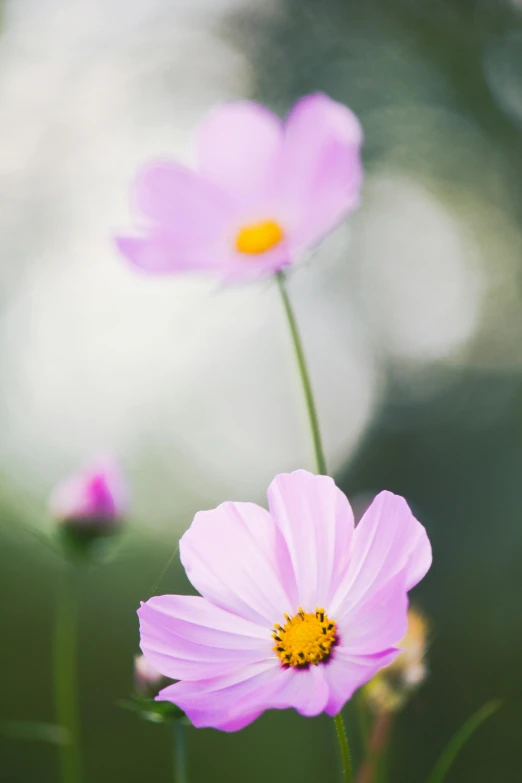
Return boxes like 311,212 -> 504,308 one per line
134,655 -> 169,698
49,456 -> 128,533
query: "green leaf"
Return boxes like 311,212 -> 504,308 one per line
0,721 -> 69,745
426,699 -> 502,783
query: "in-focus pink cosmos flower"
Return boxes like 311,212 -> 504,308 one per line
138,470 -> 431,731
49,456 -> 128,528
116,94 -> 363,281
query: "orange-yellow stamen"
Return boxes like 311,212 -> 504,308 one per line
272,607 -> 338,668
236,219 -> 284,255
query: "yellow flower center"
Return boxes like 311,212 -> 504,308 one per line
272,607 -> 338,668
235,219 -> 284,255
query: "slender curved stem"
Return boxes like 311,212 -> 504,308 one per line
334,713 -> 354,783
276,272 -> 327,476
53,566 -> 82,783
173,722 -> 188,783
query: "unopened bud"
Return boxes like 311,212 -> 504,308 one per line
134,655 -> 169,699
50,456 -> 128,557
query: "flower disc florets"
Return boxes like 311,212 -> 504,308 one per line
273,607 -> 338,668
236,219 -> 284,255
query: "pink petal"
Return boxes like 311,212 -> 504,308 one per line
115,233 -> 202,274
132,160 -> 234,230
116,231 -> 284,279
337,572 -> 409,655
49,455 -> 127,522
196,102 -> 283,203
116,161 -> 245,275
180,501 -> 294,626
279,93 -> 363,249
157,661 -> 279,731
267,664 -> 329,717
158,659 -> 328,731
267,470 -> 354,610
116,231 -> 290,280
138,595 -> 272,681
117,178 -> 291,278
330,491 -> 432,620
323,571 -> 410,715
323,647 -> 399,717
115,231 -> 226,275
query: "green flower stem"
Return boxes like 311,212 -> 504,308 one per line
53,565 -> 82,783
334,713 -> 354,783
173,721 -> 188,783
276,271 -> 327,476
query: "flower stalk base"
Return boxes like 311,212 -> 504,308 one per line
54,566 -> 82,783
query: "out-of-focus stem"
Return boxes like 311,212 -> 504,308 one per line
355,712 -> 393,783
54,566 -> 82,783
174,721 -> 188,783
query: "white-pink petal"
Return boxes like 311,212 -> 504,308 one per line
158,660 -> 279,731
337,571 -> 409,655
115,232 -> 224,275
279,93 -> 364,249
196,101 -> 283,204
267,470 -> 354,611
330,491 -> 432,621
138,595 -> 272,681
180,501 -> 294,626
159,659 -> 329,730
133,160 -> 234,230
267,664 -> 329,717
323,648 -> 399,717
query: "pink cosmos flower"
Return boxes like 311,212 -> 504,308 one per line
116,94 -> 363,281
138,470 -> 431,731
49,456 -> 128,528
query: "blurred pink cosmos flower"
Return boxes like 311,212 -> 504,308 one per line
116,94 -> 363,281
138,470 -> 431,731
49,456 -> 128,528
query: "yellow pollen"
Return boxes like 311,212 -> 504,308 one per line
236,219 -> 284,255
272,607 -> 338,668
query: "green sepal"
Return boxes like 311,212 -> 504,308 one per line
119,694 -> 189,726
55,522 -> 120,564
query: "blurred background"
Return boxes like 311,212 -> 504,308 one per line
0,0 -> 521,780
